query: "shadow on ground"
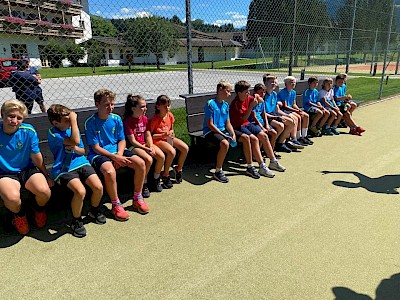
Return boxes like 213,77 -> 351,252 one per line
321,171 -> 400,194
332,273 -> 400,299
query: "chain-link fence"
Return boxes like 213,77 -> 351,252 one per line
0,0 -> 399,140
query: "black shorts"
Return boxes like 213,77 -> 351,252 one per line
58,165 -> 96,186
204,130 -> 244,145
0,166 -> 41,188
92,149 -> 135,173
240,123 -> 262,136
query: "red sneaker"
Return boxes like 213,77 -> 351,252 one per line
356,126 -> 365,133
12,215 -> 29,235
33,209 -> 47,228
112,205 -> 129,221
132,198 -> 150,214
349,128 -> 360,135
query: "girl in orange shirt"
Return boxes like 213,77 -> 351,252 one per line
149,95 -> 189,188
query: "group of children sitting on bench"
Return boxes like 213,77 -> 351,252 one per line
0,73 -> 364,238
203,73 -> 365,182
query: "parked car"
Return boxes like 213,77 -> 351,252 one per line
0,58 -> 21,88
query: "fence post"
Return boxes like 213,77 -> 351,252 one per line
185,0 -> 193,94
288,0 -> 297,76
346,0 -> 357,74
379,0 -> 395,99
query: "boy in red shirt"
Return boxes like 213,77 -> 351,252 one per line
230,80 -> 285,177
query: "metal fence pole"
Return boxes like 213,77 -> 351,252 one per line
371,28 -> 378,72
346,0 -> 357,74
288,0 -> 297,76
185,0 -> 193,94
379,0 -> 395,99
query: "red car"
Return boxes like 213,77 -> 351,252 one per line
0,58 -> 21,87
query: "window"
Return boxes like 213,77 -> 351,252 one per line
79,20 -> 85,29
108,49 -> 114,60
11,44 -> 28,58
120,49 -> 124,60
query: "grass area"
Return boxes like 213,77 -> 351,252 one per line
346,77 -> 400,101
171,107 -> 190,145
40,66 -> 165,78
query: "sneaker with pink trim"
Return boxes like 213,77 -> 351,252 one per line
112,205 -> 130,221
132,197 -> 150,214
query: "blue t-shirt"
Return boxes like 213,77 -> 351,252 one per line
333,85 -> 346,105
264,91 -> 278,114
249,102 -> 265,126
84,113 -> 125,163
203,99 -> 230,135
48,127 -> 91,180
278,88 -> 296,108
302,88 -> 319,111
0,123 -> 40,174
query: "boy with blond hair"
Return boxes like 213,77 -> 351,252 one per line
0,100 -> 52,234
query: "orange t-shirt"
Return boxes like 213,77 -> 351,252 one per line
149,112 -> 175,144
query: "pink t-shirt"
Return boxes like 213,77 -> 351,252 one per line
123,115 -> 148,145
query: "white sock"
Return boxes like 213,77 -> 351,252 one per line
216,167 -> 222,172
302,128 -> 308,137
296,131 -> 301,139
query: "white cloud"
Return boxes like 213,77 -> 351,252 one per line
214,19 -> 232,25
226,11 -> 247,19
152,5 -> 182,12
111,8 -> 153,19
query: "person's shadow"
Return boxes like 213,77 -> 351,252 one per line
332,272 -> 400,299
321,171 -> 400,194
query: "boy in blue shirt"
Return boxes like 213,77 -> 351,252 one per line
262,75 -> 301,153
84,89 -> 148,220
203,80 -> 260,182
302,77 -> 330,136
334,75 -> 365,135
0,100 -> 52,235
47,104 -> 105,238
278,76 -> 313,145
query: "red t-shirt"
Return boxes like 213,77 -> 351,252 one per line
229,95 -> 252,128
123,115 -> 148,145
149,112 -> 175,143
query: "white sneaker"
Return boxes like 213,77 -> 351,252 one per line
269,160 -> 286,172
259,164 -> 275,178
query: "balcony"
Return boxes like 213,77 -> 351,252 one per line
2,0 -> 82,15
0,17 -> 84,38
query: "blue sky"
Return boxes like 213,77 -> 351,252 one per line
89,0 -> 251,27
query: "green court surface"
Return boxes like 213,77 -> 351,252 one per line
1,98 -> 400,299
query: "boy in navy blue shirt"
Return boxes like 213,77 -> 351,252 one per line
47,104 -> 105,238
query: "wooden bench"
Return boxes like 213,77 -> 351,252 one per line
23,100 -> 156,168
0,100 -> 156,209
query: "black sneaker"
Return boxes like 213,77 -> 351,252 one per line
246,165 -> 260,179
274,151 -> 282,159
213,170 -> 229,183
142,184 -> 150,198
153,177 -> 163,192
162,175 -> 173,189
286,139 -> 304,150
304,136 -> 314,145
174,167 -> 182,184
88,207 -> 107,225
71,218 -> 86,238
298,137 -> 311,146
276,143 -> 292,153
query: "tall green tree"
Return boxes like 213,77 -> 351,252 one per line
123,16 -> 180,69
246,0 -> 331,67
65,42 -> 85,66
42,40 -> 67,68
90,15 -> 118,37
82,39 -> 104,73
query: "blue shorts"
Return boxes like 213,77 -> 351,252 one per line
240,123 -> 262,136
